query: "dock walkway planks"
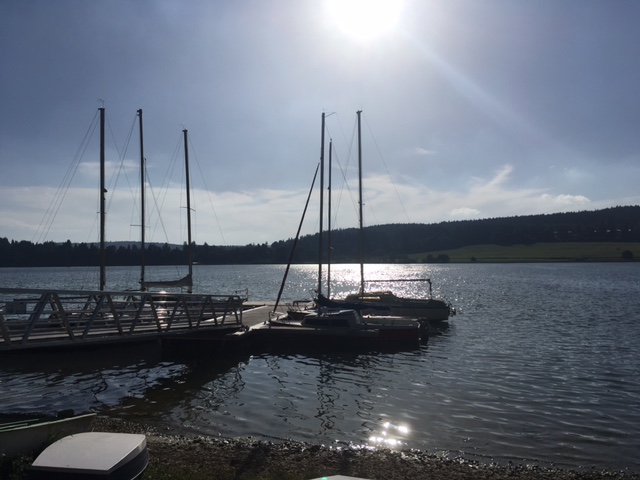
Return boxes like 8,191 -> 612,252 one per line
241,302 -> 284,327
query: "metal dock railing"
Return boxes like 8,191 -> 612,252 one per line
0,287 -> 245,352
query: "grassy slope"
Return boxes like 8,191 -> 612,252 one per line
408,242 -> 640,263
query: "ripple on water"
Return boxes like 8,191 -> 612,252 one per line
1,263 -> 639,472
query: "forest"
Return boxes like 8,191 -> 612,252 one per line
0,206 -> 638,267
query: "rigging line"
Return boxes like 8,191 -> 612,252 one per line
323,115 -> 350,229
32,109 -> 100,244
362,113 -> 411,223
144,148 -> 188,283
147,161 -> 172,245
106,113 -> 126,168
112,112 -> 140,243
87,110 -> 138,245
146,167 -> 173,247
323,137 -> 348,229
187,134 -> 227,246
148,130 -> 182,244
34,111 -> 97,243
273,162 -> 321,313
82,110 -> 132,245
146,164 -> 187,278
331,113 -> 360,228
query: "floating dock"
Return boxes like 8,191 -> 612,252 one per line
0,289 -> 424,356
0,287 -> 250,353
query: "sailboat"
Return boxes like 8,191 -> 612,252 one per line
136,109 -> 193,292
96,108 -> 193,292
316,110 -> 454,324
0,107 -> 245,354
251,112 -> 422,348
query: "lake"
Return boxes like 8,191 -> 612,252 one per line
1,263 -> 639,472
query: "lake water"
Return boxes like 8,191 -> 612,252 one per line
1,263 -> 639,472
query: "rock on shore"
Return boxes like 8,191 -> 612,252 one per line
93,416 -> 639,480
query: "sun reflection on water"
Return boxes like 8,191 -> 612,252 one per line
368,420 -> 411,448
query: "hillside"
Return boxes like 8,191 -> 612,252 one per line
287,205 -> 640,264
408,242 -> 639,263
1,206 -> 638,266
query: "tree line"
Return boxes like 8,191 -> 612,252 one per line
1,206 -> 638,267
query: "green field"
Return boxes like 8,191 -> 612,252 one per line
409,242 -> 640,263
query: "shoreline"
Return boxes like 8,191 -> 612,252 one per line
92,417 -> 639,480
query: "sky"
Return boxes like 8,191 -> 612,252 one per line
2,0 -> 640,247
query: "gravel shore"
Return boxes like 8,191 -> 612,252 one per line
92,416 -> 639,480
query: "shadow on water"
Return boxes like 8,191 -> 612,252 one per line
109,351 -> 253,425
0,342 -> 164,375
0,342 -> 189,416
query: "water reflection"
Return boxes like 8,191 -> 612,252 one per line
0,344 -> 189,415
368,420 -> 411,448
323,263 -> 454,302
110,353 -> 251,430
2,264 -> 640,472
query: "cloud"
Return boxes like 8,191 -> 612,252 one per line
450,207 -> 481,217
346,164 -> 598,226
482,164 -> 514,190
413,147 -> 436,156
540,193 -> 590,206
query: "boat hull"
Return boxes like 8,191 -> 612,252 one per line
248,309 -> 421,352
247,323 -> 419,352
29,431 -> 148,480
0,413 -> 96,459
338,292 -> 453,322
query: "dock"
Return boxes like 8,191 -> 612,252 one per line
241,301 -> 294,326
1,288 -> 422,355
0,287 -> 251,353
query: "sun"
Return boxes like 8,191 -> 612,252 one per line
326,0 -> 403,42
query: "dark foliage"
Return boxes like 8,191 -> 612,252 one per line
0,206 -> 638,267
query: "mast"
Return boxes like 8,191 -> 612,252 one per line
357,110 -> 364,295
99,107 -> 106,291
327,139 -> 332,297
274,164 -> 320,313
317,112 -> 325,296
183,128 -> 193,293
138,109 -> 146,290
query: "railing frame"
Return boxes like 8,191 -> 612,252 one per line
0,287 -> 245,351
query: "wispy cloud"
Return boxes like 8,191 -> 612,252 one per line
450,207 -> 481,217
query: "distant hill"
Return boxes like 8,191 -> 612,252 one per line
302,205 -> 640,263
1,206 -> 638,266
408,242 -> 639,263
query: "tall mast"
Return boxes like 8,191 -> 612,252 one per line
138,109 -> 146,290
317,112 -> 325,296
99,107 -> 106,291
327,139 -> 332,297
274,163 -> 320,313
357,110 -> 364,295
183,129 -> 193,293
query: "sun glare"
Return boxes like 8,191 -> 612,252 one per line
326,0 -> 403,42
